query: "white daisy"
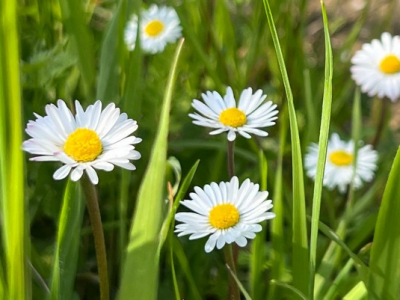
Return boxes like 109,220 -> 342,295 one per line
305,133 -> 378,193
124,4 -> 182,54
189,87 -> 279,141
22,100 -> 141,185
351,32 -> 400,101
175,176 -> 275,253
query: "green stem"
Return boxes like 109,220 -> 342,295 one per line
223,245 -> 240,300
81,175 -> 109,300
227,140 -> 235,178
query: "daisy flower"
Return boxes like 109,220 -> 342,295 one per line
22,100 -> 141,185
175,176 -> 275,253
189,87 -> 279,141
351,32 -> 400,101
305,133 -> 378,193
124,4 -> 182,54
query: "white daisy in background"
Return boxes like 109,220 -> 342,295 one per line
305,133 -> 378,193
189,87 -> 279,141
22,100 -> 141,185
124,4 -> 182,54
351,32 -> 400,101
175,176 -> 275,253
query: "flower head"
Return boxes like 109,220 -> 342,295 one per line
189,87 -> 278,141
23,100 -> 141,185
305,133 -> 378,193
175,176 -> 275,253
351,32 -> 400,101
124,4 -> 182,54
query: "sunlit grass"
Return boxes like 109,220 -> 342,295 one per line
1,0 -> 400,299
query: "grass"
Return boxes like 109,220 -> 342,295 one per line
1,0 -> 400,299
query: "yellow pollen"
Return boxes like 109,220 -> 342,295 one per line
379,54 -> 400,74
219,108 -> 247,128
329,150 -> 353,166
64,128 -> 102,162
145,20 -> 164,37
209,204 -> 240,230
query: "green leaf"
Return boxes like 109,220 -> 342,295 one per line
262,0 -> 309,296
0,0 -> 30,298
344,281 -> 367,300
118,39 -> 185,300
50,180 -> 84,300
309,2 -> 333,298
368,146 -> 400,300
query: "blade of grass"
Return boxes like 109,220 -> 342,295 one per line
262,0 -> 309,296
270,280 -> 308,300
118,39 -> 185,300
158,160 -> 200,255
250,150 -> 268,300
58,0 -> 95,95
344,281 -> 367,300
0,0 -> 30,298
268,104 -> 288,300
226,264 -> 252,300
50,180 -> 84,300
368,146 -> 400,299
309,2 -> 333,299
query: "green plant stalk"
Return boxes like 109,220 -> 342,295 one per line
262,0 -> 309,295
0,0 -> 30,298
227,140 -> 235,178
224,245 -> 240,300
118,39 -> 185,300
309,2 -> 333,299
81,175 -> 109,300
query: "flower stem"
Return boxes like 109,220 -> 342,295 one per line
227,140 -> 235,178
223,244 -> 240,300
81,175 -> 109,300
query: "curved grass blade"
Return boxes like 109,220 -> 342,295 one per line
270,280 -> 308,300
50,180 -> 84,300
368,146 -> 400,299
0,0 -> 30,298
118,39 -> 185,300
158,160 -> 200,255
262,0 -> 309,295
309,2 -> 333,298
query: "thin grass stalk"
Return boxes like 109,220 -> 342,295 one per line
262,0 -> 309,295
309,2 -> 333,298
81,175 -> 109,300
0,0 -> 30,298
223,245 -> 240,300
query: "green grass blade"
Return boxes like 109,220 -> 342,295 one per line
309,2 -> 333,298
226,264 -> 252,300
58,0 -> 95,95
118,39 -> 185,300
368,146 -> 400,299
262,0 -> 309,296
270,280 -> 308,300
0,0 -> 30,298
268,105 -> 288,300
344,282 -> 367,300
50,180 -> 84,300
249,150 -> 268,300
158,160 -> 200,255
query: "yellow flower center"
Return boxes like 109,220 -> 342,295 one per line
219,108 -> 247,128
209,204 -> 240,230
144,20 -> 164,37
379,54 -> 400,74
64,128 -> 102,162
329,150 -> 353,166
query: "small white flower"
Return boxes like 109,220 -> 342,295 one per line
189,87 -> 278,141
305,133 -> 378,193
351,32 -> 400,101
22,100 -> 141,185
175,176 -> 275,253
124,4 -> 182,54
